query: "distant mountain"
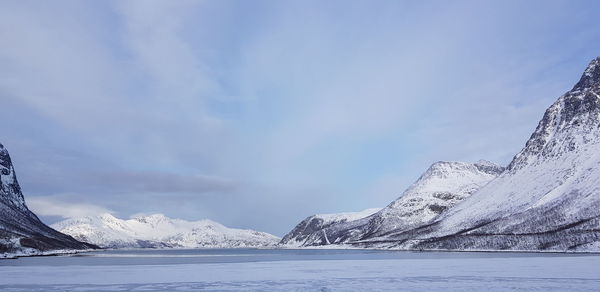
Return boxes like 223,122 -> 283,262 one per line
408,57 -> 600,251
279,208 -> 380,246
52,213 -> 280,248
284,160 -> 503,247
0,143 -> 96,257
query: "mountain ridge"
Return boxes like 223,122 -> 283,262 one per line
279,208 -> 381,246
52,213 -> 280,248
282,160 -> 504,247
408,57 -> 600,251
280,57 -> 600,252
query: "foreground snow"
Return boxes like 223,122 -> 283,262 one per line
1,254 -> 599,291
52,213 -> 280,248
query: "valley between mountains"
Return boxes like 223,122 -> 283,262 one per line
2,57 -> 600,257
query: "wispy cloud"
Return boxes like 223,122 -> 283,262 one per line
27,196 -> 113,219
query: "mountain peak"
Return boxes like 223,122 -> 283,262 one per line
573,57 -> 600,91
1,142 -> 97,254
0,143 -> 11,169
99,213 -> 118,220
474,160 -> 505,175
421,161 -> 469,179
0,142 -> 26,210
508,57 -> 600,171
422,160 -> 503,179
52,213 -> 280,248
133,213 -> 170,224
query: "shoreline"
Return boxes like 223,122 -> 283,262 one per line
276,244 -> 600,255
1,248 -> 97,260
4,245 -> 599,260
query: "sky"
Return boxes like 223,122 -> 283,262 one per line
1,0 -> 600,236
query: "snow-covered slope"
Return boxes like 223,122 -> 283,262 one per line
0,143 -> 96,257
279,208 -> 381,246
52,213 -> 280,248
286,160 -> 504,247
407,57 -> 600,251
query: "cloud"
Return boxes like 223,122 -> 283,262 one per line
88,171 -> 239,194
27,196 -> 112,219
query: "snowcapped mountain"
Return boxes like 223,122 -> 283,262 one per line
0,143 -> 96,257
407,57 -> 600,251
279,208 -> 381,246
52,213 -> 280,248
281,57 -> 600,252
284,160 -> 504,247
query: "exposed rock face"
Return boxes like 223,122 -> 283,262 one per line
279,208 -> 380,246
409,57 -> 600,251
286,160 -> 504,247
0,143 -> 96,256
52,213 -> 280,248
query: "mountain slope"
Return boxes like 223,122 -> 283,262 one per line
279,208 -> 380,246
52,213 -> 280,248
0,143 -> 96,257
408,57 -> 600,251
287,160 -> 504,247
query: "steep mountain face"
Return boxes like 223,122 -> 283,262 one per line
0,143 -> 96,256
279,208 -> 380,246
409,57 -> 600,251
52,213 -> 280,248
281,58 -> 600,252
412,58 -> 600,250
288,160 -> 504,247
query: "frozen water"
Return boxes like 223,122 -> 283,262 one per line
1,249 -> 599,291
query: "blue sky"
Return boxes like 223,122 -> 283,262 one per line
1,0 -> 600,235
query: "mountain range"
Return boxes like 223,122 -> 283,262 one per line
0,142 -> 277,257
281,57 -> 600,252
410,56 -> 600,251
52,213 -> 280,249
281,160 -> 504,247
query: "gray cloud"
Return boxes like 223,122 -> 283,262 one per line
86,171 -> 238,194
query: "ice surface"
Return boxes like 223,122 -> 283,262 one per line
1,249 -> 599,291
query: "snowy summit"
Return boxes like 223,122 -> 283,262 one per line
281,57 -> 600,252
283,160 -> 503,247
52,213 -> 280,249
